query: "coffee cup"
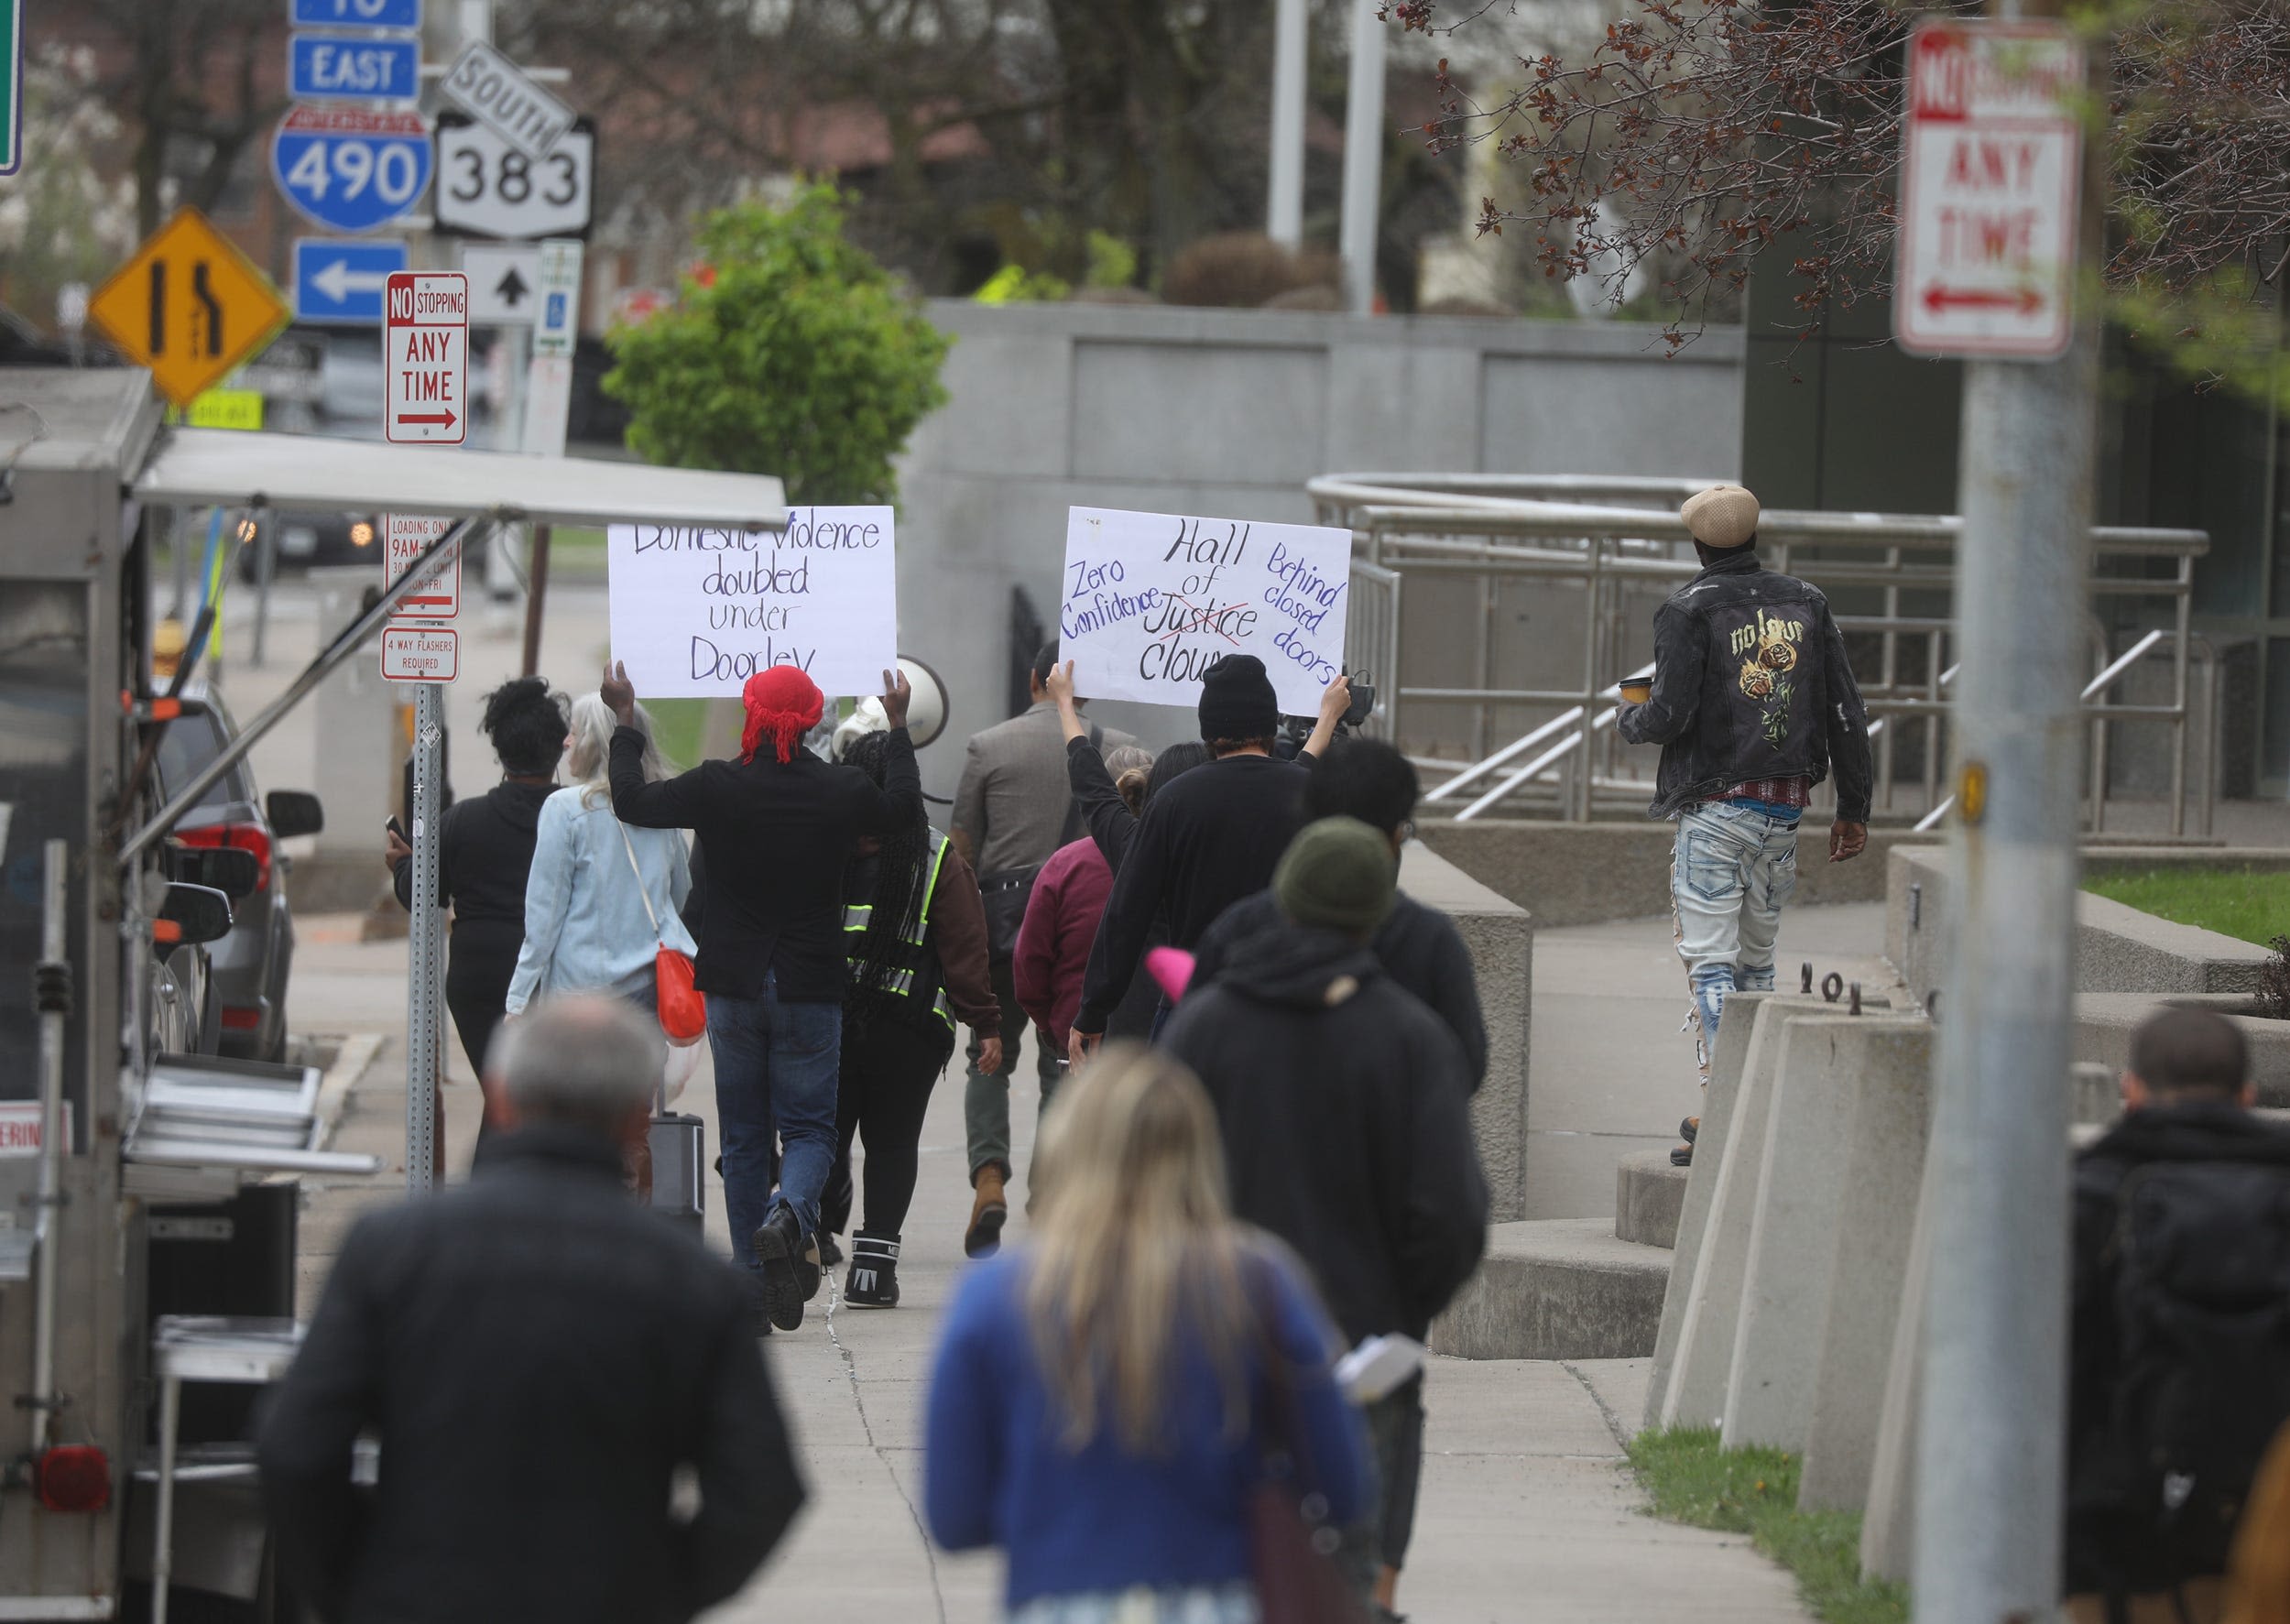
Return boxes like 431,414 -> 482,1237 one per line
1619,679 -> 1653,704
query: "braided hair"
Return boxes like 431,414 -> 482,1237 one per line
843,730 -> 934,1021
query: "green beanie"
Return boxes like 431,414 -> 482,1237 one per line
1273,816 -> 1397,936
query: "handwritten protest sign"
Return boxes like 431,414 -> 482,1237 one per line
1060,507 -> 1352,715
606,507 -> 896,699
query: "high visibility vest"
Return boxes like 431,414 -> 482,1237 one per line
843,829 -> 954,1035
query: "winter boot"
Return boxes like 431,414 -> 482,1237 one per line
965,1166 -> 1009,1259
845,1234 -> 901,1308
750,1208 -> 807,1332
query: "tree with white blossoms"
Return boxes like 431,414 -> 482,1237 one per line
0,46 -> 142,339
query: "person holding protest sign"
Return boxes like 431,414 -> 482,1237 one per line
951,641 -> 1136,1258
1068,656 -> 1351,1063
603,658 -> 921,1334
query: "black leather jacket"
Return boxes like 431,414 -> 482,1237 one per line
1616,550 -> 1873,821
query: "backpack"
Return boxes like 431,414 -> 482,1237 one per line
2109,1158 -> 2290,1579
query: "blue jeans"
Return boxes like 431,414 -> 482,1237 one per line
1672,801 -> 1800,1078
705,974 -> 842,1270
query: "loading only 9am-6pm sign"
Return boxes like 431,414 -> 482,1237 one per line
1061,507 -> 1351,715
605,509 -> 899,701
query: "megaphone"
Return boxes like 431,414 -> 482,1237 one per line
895,654 -> 950,749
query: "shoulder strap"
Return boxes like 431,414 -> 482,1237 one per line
616,820 -> 666,946
1057,725 -> 1103,847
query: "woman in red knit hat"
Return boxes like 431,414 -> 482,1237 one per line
603,658 -> 921,1335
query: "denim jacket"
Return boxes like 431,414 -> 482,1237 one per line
1616,550 -> 1874,822
505,785 -> 695,1015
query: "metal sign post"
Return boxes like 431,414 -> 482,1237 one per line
405,681 -> 445,1191
1909,9 -> 2093,1621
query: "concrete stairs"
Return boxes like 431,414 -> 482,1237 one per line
1430,1151 -> 1685,1360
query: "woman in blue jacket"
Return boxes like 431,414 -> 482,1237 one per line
506,694 -> 692,1185
924,1044 -> 1371,1622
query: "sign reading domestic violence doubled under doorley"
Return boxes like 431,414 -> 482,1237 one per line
606,508 -> 897,700
1060,506 -> 1352,715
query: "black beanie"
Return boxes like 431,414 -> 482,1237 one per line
1197,655 -> 1279,743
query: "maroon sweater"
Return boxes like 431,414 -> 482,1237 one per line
1011,837 -> 1112,1055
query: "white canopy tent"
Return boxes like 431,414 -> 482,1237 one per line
135,427 -> 789,531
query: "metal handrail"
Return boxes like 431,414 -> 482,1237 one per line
1314,473 -> 2212,830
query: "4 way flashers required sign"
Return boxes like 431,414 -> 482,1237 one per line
1895,20 -> 2084,360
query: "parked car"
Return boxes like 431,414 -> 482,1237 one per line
153,691 -> 324,1061
234,507 -> 383,580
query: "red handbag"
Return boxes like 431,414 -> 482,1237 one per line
621,823 -> 707,1046
653,943 -> 706,1045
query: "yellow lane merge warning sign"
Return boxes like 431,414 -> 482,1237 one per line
185,389 -> 265,431
88,208 -> 289,409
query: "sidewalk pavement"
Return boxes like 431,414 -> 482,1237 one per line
294,905 -> 1824,1622
1526,898 -> 1897,1218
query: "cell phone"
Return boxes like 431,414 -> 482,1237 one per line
385,815 -> 407,842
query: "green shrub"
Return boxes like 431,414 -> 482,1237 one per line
603,184 -> 952,504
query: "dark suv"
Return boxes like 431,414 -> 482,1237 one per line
153,691 -> 323,1062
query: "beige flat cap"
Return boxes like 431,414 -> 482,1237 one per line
1682,484 -> 1760,550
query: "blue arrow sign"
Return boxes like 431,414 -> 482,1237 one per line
289,34 -> 419,101
293,237 -> 409,323
289,0 -> 421,28
271,105 -> 431,234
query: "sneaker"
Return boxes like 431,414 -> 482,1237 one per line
1670,1142 -> 1694,1168
1679,1116 -> 1700,1145
750,1208 -> 807,1331
816,1232 -> 845,1270
845,1234 -> 900,1308
965,1166 -> 1009,1259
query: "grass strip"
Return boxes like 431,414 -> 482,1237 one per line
1627,1426 -> 1908,1624
2082,866 -> 2290,947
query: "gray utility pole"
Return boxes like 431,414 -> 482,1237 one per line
405,680 -> 446,1193
1913,1 -> 2097,1618
1266,0 -> 1308,247
1337,0 -> 1387,315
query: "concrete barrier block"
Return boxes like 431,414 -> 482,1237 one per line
1797,1021 -> 1935,1510
1655,996 -> 1810,1429
1615,1150 -> 1687,1248
1642,987 -> 1776,1428
1722,1016 -> 1908,1452
1859,1137 -> 1940,1583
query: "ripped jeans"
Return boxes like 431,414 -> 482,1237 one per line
1672,800 -> 1800,1079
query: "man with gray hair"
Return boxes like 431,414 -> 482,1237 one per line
259,996 -> 806,1624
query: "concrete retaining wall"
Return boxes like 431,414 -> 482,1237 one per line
1423,820 -> 1916,930
890,302 -> 1745,800
1889,845 -> 2275,1010
1399,841 -> 1534,1222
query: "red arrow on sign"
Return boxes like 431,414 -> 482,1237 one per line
395,409 -> 459,430
1922,285 -> 2044,316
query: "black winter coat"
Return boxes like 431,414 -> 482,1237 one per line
257,1127 -> 806,1624
2065,1098 -> 2290,1595
1160,919 -> 1488,1345
1616,549 -> 1874,821
1189,888 -> 1489,1093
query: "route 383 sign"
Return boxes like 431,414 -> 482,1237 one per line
432,112 -> 594,239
